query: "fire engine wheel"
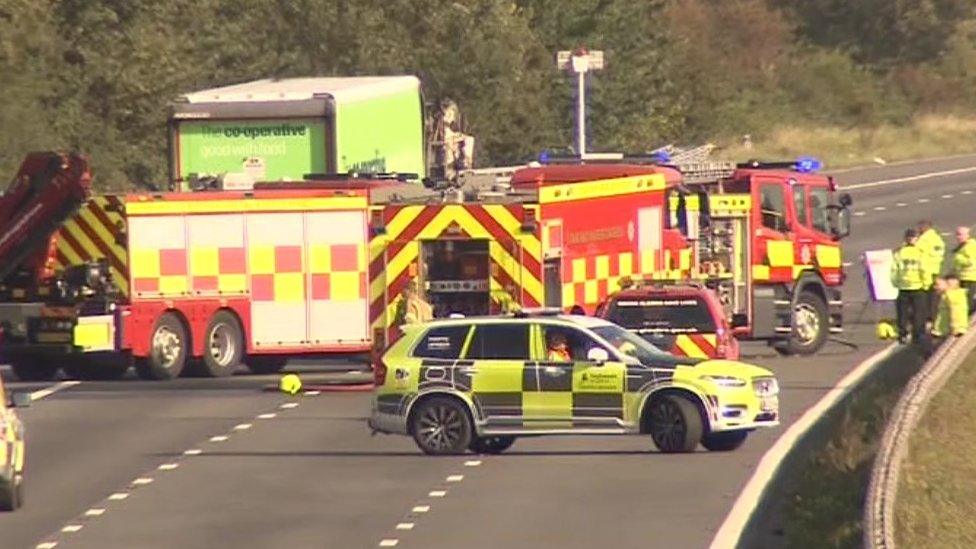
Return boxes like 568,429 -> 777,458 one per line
777,291 -> 829,356
10,361 -> 59,382
195,311 -> 243,378
135,313 -> 188,380
647,394 -> 703,454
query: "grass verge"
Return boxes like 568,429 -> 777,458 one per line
895,350 -> 976,547
716,115 -> 976,168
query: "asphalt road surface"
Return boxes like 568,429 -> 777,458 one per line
3,154 -> 976,549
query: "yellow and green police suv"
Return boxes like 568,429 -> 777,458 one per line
0,376 -> 28,511
369,314 -> 779,455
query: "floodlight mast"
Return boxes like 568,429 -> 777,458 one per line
556,48 -> 604,157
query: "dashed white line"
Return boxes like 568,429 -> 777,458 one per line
963,190 -> 973,195
108,493 -> 128,501
30,381 -> 81,401
84,508 -> 105,517
843,166 -> 976,190
132,477 -> 153,486
36,543 -> 58,549
61,525 -> 83,533
941,232 -> 951,237
280,402 -> 299,409
412,505 -> 430,513
446,475 -> 464,482
305,390 -> 322,396
919,198 -> 930,203
854,211 -> 867,217
184,449 -> 202,455
257,413 -> 277,419
873,206 -> 887,211
396,523 -> 415,531
896,202 -> 907,207
464,460 -> 482,467
379,540 -> 399,547
158,463 -> 179,471
942,194 -> 954,198
210,435 -> 228,442
428,490 -> 447,498
234,423 -> 252,431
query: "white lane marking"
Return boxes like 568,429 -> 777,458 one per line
132,477 -> 153,486
61,525 -> 83,533
464,460 -> 482,467
446,475 -> 464,482
963,190 -> 973,195
412,505 -> 430,513
941,232 -> 951,237
396,523 -> 415,531
429,490 -> 447,497
843,166 -> 976,190
708,344 -> 898,549
919,198 -> 930,203
158,463 -> 178,471
942,194 -> 954,198
30,381 -> 81,401
379,540 -> 399,547
209,435 -> 228,442
896,202 -> 907,207
108,493 -> 128,501
280,402 -> 299,409
234,423 -> 252,431
84,508 -> 105,517
873,206 -> 886,211
854,211 -> 866,217
306,390 -> 322,396
184,449 -> 202,455
257,413 -> 276,419
36,543 -> 58,549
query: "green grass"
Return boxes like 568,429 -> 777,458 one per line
895,350 -> 976,547
716,115 -> 976,169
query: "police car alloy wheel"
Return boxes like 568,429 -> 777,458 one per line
648,395 -> 703,453
410,397 -> 473,455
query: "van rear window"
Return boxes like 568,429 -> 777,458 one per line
607,297 -> 717,333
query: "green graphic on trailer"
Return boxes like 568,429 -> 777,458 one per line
335,88 -> 425,177
177,119 -> 327,181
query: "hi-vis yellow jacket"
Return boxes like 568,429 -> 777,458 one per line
952,238 -> 976,282
917,228 -> 945,287
933,287 -> 969,337
891,244 -> 929,291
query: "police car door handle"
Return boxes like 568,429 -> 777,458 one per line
543,366 -> 565,376
458,366 -> 479,374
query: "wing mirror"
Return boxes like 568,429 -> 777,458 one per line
730,314 -> 748,329
839,192 -> 853,207
586,347 -> 610,364
9,392 -> 31,408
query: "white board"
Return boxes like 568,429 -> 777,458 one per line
864,249 -> 898,302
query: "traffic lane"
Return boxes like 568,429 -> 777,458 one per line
400,327 -> 885,549
832,154 -> 976,187
0,384 -> 287,549
57,393 -> 474,549
842,173 -> 976,210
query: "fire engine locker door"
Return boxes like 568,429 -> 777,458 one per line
543,258 -> 562,309
421,239 -> 491,317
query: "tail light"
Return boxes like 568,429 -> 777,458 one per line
374,357 -> 389,386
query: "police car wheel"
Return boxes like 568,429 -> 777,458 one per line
701,430 -> 749,452
10,361 -> 59,382
648,395 -> 703,453
135,313 -> 188,380
197,311 -> 243,378
469,436 -> 516,455
411,397 -> 472,455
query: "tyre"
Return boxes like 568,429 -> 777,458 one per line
10,361 -> 59,382
246,357 -> 287,375
135,313 -> 188,380
647,394 -> 703,453
410,396 -> 473,455
701,430 -> 749,452
192,311 -> 243,378
469,436 -> 516,455
776,290 -> 829,356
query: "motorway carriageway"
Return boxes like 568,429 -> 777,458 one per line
3,154 -> 976,549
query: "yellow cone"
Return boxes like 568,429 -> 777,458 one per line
279,374 -> 302,395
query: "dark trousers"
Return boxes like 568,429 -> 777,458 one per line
962,280 -> 976,313
896,289 -> 928,342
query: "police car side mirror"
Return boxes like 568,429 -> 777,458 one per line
586,347 -> 610,364
9,392 -> 30,408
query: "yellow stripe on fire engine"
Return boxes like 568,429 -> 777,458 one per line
125,196 -> 368,216
539,174 -> 666,204
752,265 -> 771,280
816,245 -> 841,268
766,241 -> 794,267
482,204 -> 542,263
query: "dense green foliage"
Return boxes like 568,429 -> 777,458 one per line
1,0 -> 975,188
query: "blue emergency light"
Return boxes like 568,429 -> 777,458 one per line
795,156 -> 822,173
650,151 -> 671,164
538,151 -> 551,164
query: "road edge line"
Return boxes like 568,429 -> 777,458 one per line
30,381 -> 81,401
843,166 -> 976,190
708,343 -> 898,549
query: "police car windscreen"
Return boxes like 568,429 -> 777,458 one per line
608,298 -> 716,334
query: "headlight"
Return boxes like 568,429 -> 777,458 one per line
700,375 -> 747,388
752,376 -> 779,396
